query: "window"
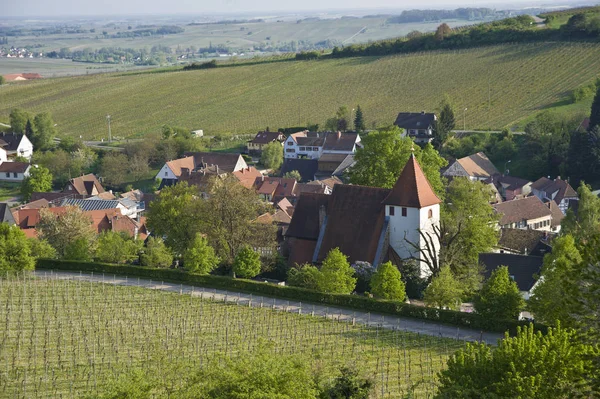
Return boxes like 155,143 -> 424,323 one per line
286,149 -> 295,153
299,147 -> 306,151
164,171 -> 168,177
313,147 -> 319,151
13,173 -> 17,178
4,173 -> 9,178
428,209 -> 433,219
287,141 -> 293,146
389,206 -> 395,216
402,207 -> 407,217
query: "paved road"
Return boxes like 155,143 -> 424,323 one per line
34,270 -> 504,345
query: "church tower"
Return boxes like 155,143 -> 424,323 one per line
382,154 -> 441,277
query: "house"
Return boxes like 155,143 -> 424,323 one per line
493,196 -> 558,232
283,131 -> 360,160
30,192 -> 85,203
232,167 -> 263,189
247,131 -> 285,155
64,174 -> 106,197
322,131 -> 361,155
286,154 -> 441,277
155,156 -> 195,180
496,228 -> 552,256
0,133 -> 34,161
0,203 -> 16,225
394,111 -> 436,143
479,253 -> 544,301
0,162 -> 30,182
254,177 -> 297,203
491,175 -> 531,201
281,159 -> 318,182
60,197 -> 141,219
443,152 -> 499,181
531,176 -> 578,215
156,152 -> 248,182
309,176 -> 342,191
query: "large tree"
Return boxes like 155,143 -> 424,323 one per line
348,126 -> 448,196
0,223 -> 35,272
423,266 -> 463,310
184,233 -> 220,274
140,237 -> 173,268
261,141 -> 283,170
95,231 -> 141,264
9,108 -> 30,135
232,246 -> 261,278
32,112 -> 56,150
99,152 -> 128,187
353,105 -> 365,132
370,261 -> 406,301
432,97 -> 456,149
317,248 -> 357,294
473,266 -> 524,321
37,206 -> 97,258
589,84 -> 600,131
20,166 -> 53,202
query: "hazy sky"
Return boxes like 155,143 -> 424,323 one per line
5,0 -> 548,17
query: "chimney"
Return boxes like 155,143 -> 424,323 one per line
318,205 -> 326,230
261,175 -> 265,182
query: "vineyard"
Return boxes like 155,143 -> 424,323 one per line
1,42 -> 599,139
0,274 -> 465,398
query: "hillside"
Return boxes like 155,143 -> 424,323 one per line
1,42 -> 599,139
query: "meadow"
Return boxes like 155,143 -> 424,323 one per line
1,42 -> 599,139
0,274 -> 464,398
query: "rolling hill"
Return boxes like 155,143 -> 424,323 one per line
1,41 -> 599,139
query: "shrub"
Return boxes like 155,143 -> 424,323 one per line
95,231 -> 141,264
232,246 -> 261,278
0,224 -> 35,272
28,238 -> 57,260
370,261 -> 406,301
423,266 -> 463,310
473,266 -> 524,321
141,237 -> 173,268
318,248 -> 357,294
184,234 -> 220,274
287,264 -> 321,291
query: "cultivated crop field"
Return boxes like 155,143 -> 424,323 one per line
0,274 -> 463,398
1,42 -> 598,139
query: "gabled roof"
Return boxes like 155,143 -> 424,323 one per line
296,136 -> 325,147
281,159 -> 318,182
383,155 -> 441,208
531,177 -> 577,204
0,161 -> 29,173
0,203 -> 15,225
166,156 -> 195,177
249,131 -> 284,145
0,133 -> 25,151
256,210 -> 292,225
548,200 -> 565,227
497,228 -> 550,256
286,193 -> 330,240
184,152 -> 247,173
61,198 -> 121,212
254,177 -> 297,199
66,174 -> 105,196
493,196 -> 551,225
276,198 -> 294,217
394,112 -> 436,129
17,198 -> 49,210
30,192 -> 83,203
479,253 -> 543,292
332,154 -> 355,177
456,152 -> 499,179
294,183 -> 327,196
3,73 -> 42,81
232,167 -> 263,189
323,133 -> 359,152
493,175 -> 531,191
311,176 -> 343,190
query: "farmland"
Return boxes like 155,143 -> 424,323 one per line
0,274 -> 463,398
1,42 -> 599,139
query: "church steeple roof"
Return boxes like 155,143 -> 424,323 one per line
382,154 -> 441,208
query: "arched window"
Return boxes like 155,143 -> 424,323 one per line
428,209 -> 433,219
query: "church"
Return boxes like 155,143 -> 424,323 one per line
285,154 -> 441,277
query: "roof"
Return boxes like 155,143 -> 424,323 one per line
394,112 -> 436,130
493,196 -> 551,225
311,176 -> 343,190
0,133 -> 25,151
3,73 -> 42,81
317,184 -> 390,264
256,210 -> 292,225
61,198 -> 121,212
383,155 -> 441,208
548,200 -> 565,227
323,132 -> 359,152
493,175 -> 531,191
281,159 -> 318,182
166,156 -> 195,177
498,228 -> 549,255
30,192 -> 83,203
17,198 -> 49,210
254,177 -> 297,199
0,203 -> 15,225
0,161 -> 29,173
286,193 -> 330,240
13,207 -> 68,229
531,177 -> 578,205
232,167 -> 263,189
276,198 -> 294,217
456,152 -> 499,179
294,183 -> 327,196
297,136 -> 325,147
257,180 -> 279,196
94,191 -> 116,200
249,131 -> 284,145
66,174 -> 105,196
479,253 -> 544,292
184,152 -> 247,173
120,189 -> 143,201
318,153 -> 349,164
332,154 -> 355,177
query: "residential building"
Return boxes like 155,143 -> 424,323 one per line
281,159 -> 318,182
0,161 -> 30,182
232,167 -> 263,189
322,131 -> 361,155
64,174 -> 107,197
0,133 -> 34,160
284,131 -> 360,160
156,156 -> 195,180
394,111 -> 436,143
156,152 -> 248,182
496,228 -> 552,256
491,175 -> 532,201
479,253 -> 544,302
60,197 -> 141,219
247,131 -> 285,155
0,203 -> 15,225
493,196 -> 559,231
286,155 -> 441,277
254,177 -> 297,203
443,152 -> 499,181
531,176 -> 578,215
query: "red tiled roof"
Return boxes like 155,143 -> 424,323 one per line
249,131 -> 284,145
0,161 -> 30,173
166,156 -> 195,177
383,155 -> 441,208
232,167 -> 263,189
493,196 -> 551,226
66,174 -> 105,196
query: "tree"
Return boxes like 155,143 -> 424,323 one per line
436,324 -> 596,398
432,97 -> 455,149
64,238 -> 94,261
353,105 -> 365,132
25,119 -> 34,142
140,237 -> 173,268
31,149 -> 72,186
32,112 -> 56,150
184,233 -> 220,274
474,266 -> 524,321
589,83 -> 600,131
369,261 -> 406,301
9,108 -> 30,134
283,170 -> 302,181
562,183 -> 600,241
128,153 -> 150,182
99,152 -> 128,187
287,264 -> 322,290
434,23 -> 451,41
232,246 -> 261,278
348,126 -> 447,196
37,206 -> 97,258
95,231 -> 141,264
423,266 -> 463,310
322,367 -> 374,399
27,238 -> 57,260
20,166 -> 53,202
0,76 -> 4,85
261,141 -> 283,170
0,223 -> 35,271
317,248 -> 357,294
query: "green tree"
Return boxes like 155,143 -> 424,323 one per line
99,152 -> 128,187
0,76 -> 4,85
348,126 -> 447,196
9,108 -> 30,134
353,105 -> 365,131
474,266 -> 524,321
64,237 -> 94,261
232,246 -> 261,278
287,264 -> 322,290
590,84 -> 600,131
322,367 -> 374,399
184,233 -> 220,274
27,238 -> 57,260
140,237 -> 173,268
32,112 -> 56,150
25,119 -> 34,142
562,183 -> 600,240
283,170 -> 302,181
95,231 -> 141,264
260,141 -> 283,169
436,324 -> 597,399
37,206 -> 97,258
317,248 -> 357,294
434,23 -> 452,41
0,223 -> 35,271
432,97 -> 455,149
370,261 -> 406,301
31,149 -> 73,186
423,266 -> 463,310
20,166 -> 53,202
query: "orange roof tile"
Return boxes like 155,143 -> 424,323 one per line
232,167 -> 263,189
166,156 -> 195,177
383,155 -> 441,208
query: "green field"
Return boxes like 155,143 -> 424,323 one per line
0,275 -> 462,398
1,42 -> 599,139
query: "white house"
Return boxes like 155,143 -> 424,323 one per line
443,152 -> 499,181
284,131 -> 360,160
530,177 -> 578,215
0,161 -> 31,182
394,112 -> 437,144
155,153 -> 248,182
0,133 -> 34,161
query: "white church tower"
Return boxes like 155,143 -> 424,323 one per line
382,154 -> 441,278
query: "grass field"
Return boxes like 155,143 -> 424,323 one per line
0,182 -> 21,202
1,42 -> 599,139
0,275 -> 464,398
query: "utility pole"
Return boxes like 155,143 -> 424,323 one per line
106,115 -> 112,143
463,108 -> 467,131
350,108 -> 355,131
488,80 -> 491,110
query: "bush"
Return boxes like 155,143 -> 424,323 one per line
370,262 -> 406,301
287,264 -> 321,290
0,224 -> 35,272
64,238 -> 94,262
473,266 -> 524,321
184,234 -> 220,274
232,246 -> 261,278
318,248 -> 357,294
141,237 -> 173,268
36,259 -> 548,335
423,266 -> 463,310
28,238 -> 57,260
95,231 -> 141,264
183,60 -> 218,70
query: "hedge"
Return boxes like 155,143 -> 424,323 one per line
36,259 -> 547,336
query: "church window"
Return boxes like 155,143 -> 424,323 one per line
389,206 -> 394,216
428,209 -> 433,219
402,207 -> 407,217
